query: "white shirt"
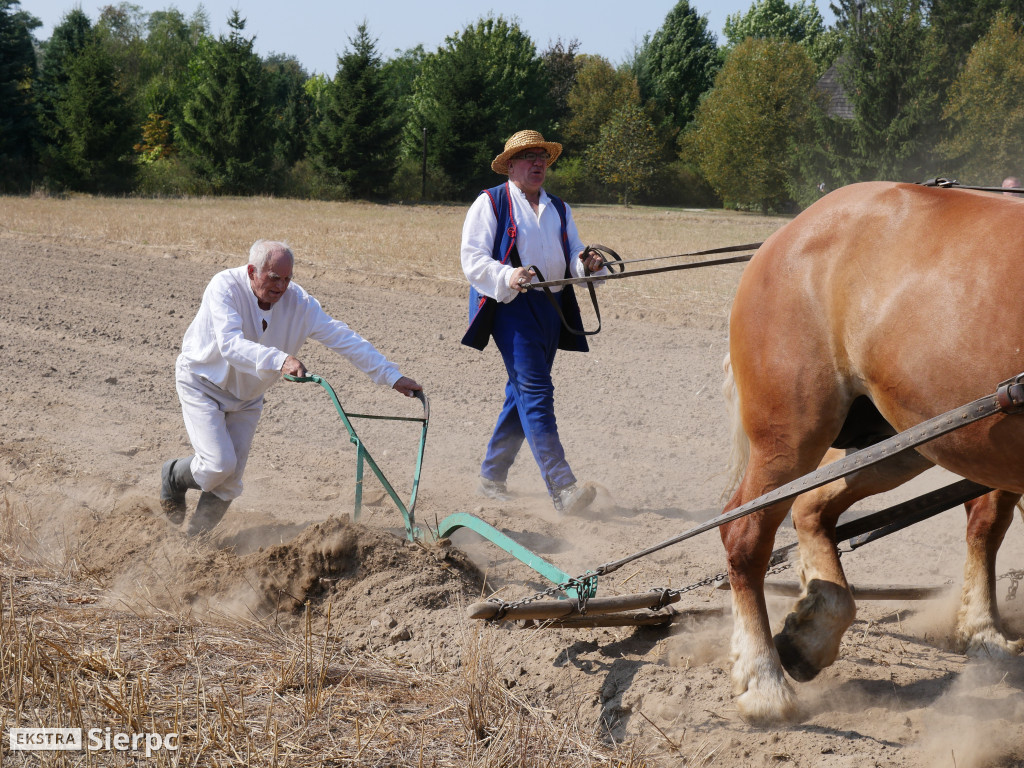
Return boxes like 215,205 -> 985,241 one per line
461,183 -> 597,303
177,266 -> 402,401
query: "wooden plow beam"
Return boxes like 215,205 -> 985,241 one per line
468,590 -> 681,623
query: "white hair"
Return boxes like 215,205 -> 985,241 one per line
248,239 -> 294,271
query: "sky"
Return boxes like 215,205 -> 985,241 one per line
26,0 -> 837,76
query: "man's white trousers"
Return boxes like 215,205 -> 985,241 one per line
175,362 -> 262,501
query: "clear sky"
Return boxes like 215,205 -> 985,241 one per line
27,0 -> 837,76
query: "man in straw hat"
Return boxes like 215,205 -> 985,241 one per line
460,129 -> 608,516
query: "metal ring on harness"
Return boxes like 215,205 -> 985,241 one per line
585,243 -> 625,275
528,264 -> 603,337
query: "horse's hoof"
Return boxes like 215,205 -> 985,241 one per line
736,684 -> 802,726
774,632 -> 821,683
964,635 -> 1024,659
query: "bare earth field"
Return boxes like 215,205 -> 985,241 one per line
1,197 -> 1023,767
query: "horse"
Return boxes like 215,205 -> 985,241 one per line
720,180 -> 1024,725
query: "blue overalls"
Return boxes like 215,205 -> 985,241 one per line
461,182 -> 588,497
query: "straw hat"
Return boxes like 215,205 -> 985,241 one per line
491,130 -> 562,175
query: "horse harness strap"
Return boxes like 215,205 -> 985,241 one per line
920,177 -> 1024,195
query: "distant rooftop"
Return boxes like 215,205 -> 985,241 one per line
817,63 -> 854,120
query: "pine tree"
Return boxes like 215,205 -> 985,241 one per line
835,0 -> 942,183
0,0 -> 40,190
926,0 -> 1024,69
35,8 -> 91,163
310,24 -> 399,199
36,10 -> 137,192
635,1 -> 720,131
177,11 -> 274,194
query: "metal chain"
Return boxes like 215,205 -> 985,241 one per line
484,554 -> 801,620
998,569 -> 1024,601
661,550 -> 797,599
485,572 -> 600,619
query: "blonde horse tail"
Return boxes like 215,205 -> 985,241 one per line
722,352 -> 749,498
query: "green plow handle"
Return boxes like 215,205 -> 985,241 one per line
284,373 -> 429,540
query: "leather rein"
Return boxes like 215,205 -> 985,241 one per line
526,241 -> 761,337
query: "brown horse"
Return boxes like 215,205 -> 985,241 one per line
721,181 -> 1024,725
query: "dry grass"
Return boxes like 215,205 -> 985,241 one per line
1,493 -> 658,767
0,195 -> 788,321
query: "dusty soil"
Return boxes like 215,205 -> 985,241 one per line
2,228 -> 1023,767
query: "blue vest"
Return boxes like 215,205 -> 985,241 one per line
461,182 -> 588,352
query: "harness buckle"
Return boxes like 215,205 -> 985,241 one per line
996,373 -> 1024,413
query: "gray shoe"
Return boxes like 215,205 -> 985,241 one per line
160,457 -> 198,524
186,491 -> 231,537
478,476 -> 513,502
553,482 -> 596,516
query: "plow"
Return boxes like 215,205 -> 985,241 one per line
285,183 -> 1024,631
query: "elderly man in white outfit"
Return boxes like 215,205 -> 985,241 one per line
161,239 -> 421,536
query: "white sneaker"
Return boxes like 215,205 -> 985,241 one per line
553,483 -> 596,516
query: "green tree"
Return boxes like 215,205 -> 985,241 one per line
686,37 -> 819,211
177,11 -> 274,194
833,0 -> 942,183
939,12 -> 1024,181
408,16 -> 554,198
540,37 -> 580,137
926,0 -> 1024,70
724,0 -> 836,67
140,6 -> 208,126
38,32 -> 138,192
635,1 -> 719,130
382,44 -> 424,118
588,104 -> 661,205
36,8 -> 92,142
95,3 -> 148,98
0,0 -> 40,190
264,53 -> 311,168
563,55 -> 640,155
309,24 -> 400,199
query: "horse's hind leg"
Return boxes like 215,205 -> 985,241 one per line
957,489 -> 1023,657
775,447 -> 932,681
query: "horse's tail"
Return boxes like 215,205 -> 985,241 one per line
721,352 -> 749,497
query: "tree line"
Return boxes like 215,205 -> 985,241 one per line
2,0 -> 1023,211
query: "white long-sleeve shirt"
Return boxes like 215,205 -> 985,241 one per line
460,183 -> 598,303
177,266 -> 401,401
